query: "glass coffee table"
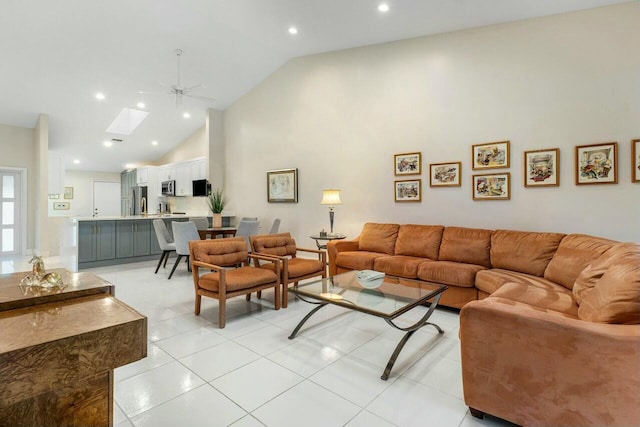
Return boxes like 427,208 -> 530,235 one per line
288,270 -> 448,380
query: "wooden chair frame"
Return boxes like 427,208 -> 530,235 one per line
191,253 -> 281,328
250,234 -> 327,308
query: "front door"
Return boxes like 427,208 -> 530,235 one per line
0,169 -> 23,255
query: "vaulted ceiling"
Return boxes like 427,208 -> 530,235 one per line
0,0 -> 630,172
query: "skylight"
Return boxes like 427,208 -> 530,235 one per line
106,108 -> 149,135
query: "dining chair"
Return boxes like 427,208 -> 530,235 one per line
189,217 -> 209,230
250,232 -> 326,308
168,221 -> 200,279
235,219 -> 260,251
189,237 -> 281,328
153,219 -> 176,274
241,217 -> 258,221
268,218 -> 281,234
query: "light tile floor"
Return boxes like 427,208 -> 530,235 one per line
1,256 -> 517,427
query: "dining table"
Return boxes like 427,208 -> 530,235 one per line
198,227 -> 237,240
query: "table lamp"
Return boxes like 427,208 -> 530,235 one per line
321,189 -> 342,235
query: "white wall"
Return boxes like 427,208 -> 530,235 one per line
223,3 -> 640,244
48,170 -> 121,218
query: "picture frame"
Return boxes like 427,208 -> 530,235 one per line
473,173 -> 510,200
394,152 -> 422,176
472,141 -> 510,170
394,179 -> 422,202
48,194 -> 60,200
575,142 -> 617,185
633,139 -> 640,183
429,162 -> 461,187
267,168 -> 298,203
524,148 -> 560,187
64,186 -> 74,199
53,201 -> 70,210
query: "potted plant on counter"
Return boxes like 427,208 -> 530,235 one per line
207,188 -> 225,228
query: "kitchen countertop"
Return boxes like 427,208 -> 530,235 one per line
71,214 -> 193,221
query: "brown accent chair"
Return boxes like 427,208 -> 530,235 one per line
250,233 -> 326,308
189,237 -> 281,328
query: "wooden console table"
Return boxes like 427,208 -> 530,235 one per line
0,269 -> 147,427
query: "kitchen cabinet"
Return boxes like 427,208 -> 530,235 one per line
136,166 -> 156,185
116,220 -> 151,258
121,170 -> 137,216
150,223 -> 162,255
78,221 -> 116,263
155,157 -> 206,197
174,162 -> 192,196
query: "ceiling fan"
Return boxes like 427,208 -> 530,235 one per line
140,49 -> 216,106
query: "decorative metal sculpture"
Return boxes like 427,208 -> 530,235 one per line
19,255 -> 65,293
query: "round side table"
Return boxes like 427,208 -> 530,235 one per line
309,233 -> 346,250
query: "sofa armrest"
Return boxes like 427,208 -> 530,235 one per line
459,297 -> 640,427
327,239 -> 359,276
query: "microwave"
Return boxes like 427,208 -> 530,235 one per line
161,180 -> 175,196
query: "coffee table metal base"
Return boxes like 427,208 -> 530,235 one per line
288,293 -> 444,380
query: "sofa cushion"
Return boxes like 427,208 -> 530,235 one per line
573,242 -> 638,305
490,230 -> 565,277
260,258 -> 324,279
199,266 -> 278,292
476,269 -> 565,295
577,245 -> 640,324
544,234 -> 616,290
417,261 -> 486,288
358,223 -> 399,255
372,255 -> 427,279
439,226 -> 492,268
490,282 -> 578,317
394,224 -> 443,260
335,251 -> 387,271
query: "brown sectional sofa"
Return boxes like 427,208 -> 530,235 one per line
328,223 -> 640,426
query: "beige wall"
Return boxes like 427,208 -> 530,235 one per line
223,3 -> 640,244
0,122 -> 36,251
153,125 -> 207,165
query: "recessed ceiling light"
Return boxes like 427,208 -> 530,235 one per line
125,163 -> 135,169
288,27 -> 298,35
183,112 -> 191,119
73,159 -> 80,164
151,140 -> 158,146
137,102 -> 146,109
378,3 -> 390,12
103,140 -> 113,147
95,92 -> 105,100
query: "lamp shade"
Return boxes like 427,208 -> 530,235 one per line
321,189 -> 342,205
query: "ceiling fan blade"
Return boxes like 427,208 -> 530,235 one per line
184,84 -> 201,92
183,93 -> 216,102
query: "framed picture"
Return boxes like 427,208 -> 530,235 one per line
575,142 -> 617,185
472,141 -> 510,170
53,201 -> 70,210
524,148 -> 560,187
48,194 -> 60,200
633,139 -> 640,183
394,179 -> 422,202
429,162 -> 461,187
267,168 -> 298,203
473,173 -> 510,200
64,187 -> 74,199
394,152 -> 421,176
